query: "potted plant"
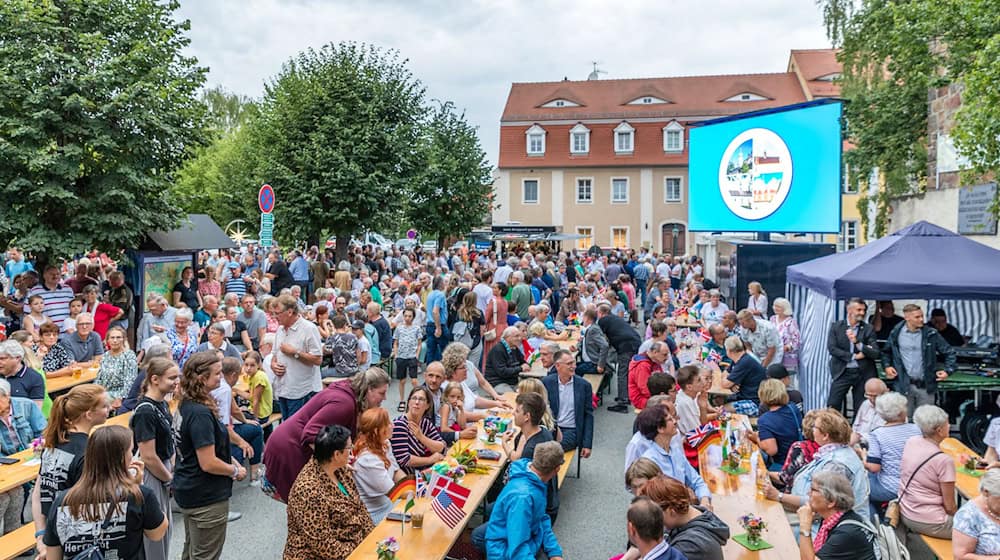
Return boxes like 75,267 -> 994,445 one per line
726,450 -> 742,471
376,536 -> 400,560
739,513 -> 767,544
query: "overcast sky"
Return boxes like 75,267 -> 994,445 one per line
176,1 -> 832,166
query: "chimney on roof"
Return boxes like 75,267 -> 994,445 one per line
588,61 -> 606,81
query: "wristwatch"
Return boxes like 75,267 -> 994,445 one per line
777,491 -> 784,503
294,352 -> 300,360
801,530 -> 812,538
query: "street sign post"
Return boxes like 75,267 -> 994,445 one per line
258,184 -> 275,247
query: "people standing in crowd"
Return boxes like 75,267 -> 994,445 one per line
640,476 -> 729,560
31,384 -> 110,558
769,297 -> 800,387
597,302 -> 642,413
898,404 -> 957,539
864,391 -> 921,516
322,315 -> 359,380
239,294 -> 267,351
870,300 -> 904,343
138,294 -> 176,344
795,471 -> 879,560
271,294 -> 323,418
173,352 -> 244,560
953,469 -> 1000,559
736,309 -> 782,368
42,425 -> 168,560
105,271 -> 134,330
263,368 -> 389,502
883,303 -> 957,412
284,424 -> 374,560
199,266 -> 222,300
826,297 -> 880,414
26,265 -> 74,329
352,407 -> 405,524
543,349 -> 594,457
95,326 -> 138,410
265,250 -> 294,295
746,281 -> 768,317
850,378 -> 888,446
130,357 -> 179,560
391,386 -> 446,475
172,266 -> 202,310
166,307 -> 200,367
423,275 -> 450,364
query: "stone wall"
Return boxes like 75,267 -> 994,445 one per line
926,83 -> 964,191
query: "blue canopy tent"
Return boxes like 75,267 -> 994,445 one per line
785,221 -> 1000,410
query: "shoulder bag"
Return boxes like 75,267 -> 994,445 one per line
884,450 -> 942,528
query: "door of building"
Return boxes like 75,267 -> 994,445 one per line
661,223 -> 686,256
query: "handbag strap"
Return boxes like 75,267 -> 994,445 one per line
899,450 -> 943,498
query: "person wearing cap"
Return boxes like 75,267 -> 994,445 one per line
224,261 -> 247,299
475,441 -> 565,560
761,363 -> 802,414
351,319 -> 372,371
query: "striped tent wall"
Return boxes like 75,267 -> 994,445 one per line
926,300 -> 1000,342
786,283 -> 840,411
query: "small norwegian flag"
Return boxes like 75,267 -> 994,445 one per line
431,489 -> 467,529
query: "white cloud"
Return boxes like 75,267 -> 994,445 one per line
176,0 -> 831,165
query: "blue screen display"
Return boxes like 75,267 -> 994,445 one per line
688,101 -> 842,233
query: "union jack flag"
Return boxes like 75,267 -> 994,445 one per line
707,349 -> 723,363
416,471 -> 430,497
685,421 -> 720,449
431,489 -> 467,529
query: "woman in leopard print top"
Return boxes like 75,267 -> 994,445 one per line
284,424 -> 374,560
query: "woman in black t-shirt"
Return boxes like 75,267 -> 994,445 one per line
43,425 -> 167,560
31,384 -> 110,559
173,351 -> 246,560
129,357 -> 180,560
797,470 -> 879,560
172,266 -> 202,311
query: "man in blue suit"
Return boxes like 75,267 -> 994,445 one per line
543,349 -> 595,458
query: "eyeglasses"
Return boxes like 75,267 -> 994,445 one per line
409,396 -> 428,402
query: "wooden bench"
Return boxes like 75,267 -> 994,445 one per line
921,534 -> 954,560
0,524 -> 37,560
557,449 -> 576,488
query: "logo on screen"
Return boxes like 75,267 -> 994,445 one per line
718,128 -> 793,220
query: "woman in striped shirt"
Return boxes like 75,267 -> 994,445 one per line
390,386 -> 446,475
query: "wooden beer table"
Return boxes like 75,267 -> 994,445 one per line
940,437 -> 982,499
47,366 -> 99,394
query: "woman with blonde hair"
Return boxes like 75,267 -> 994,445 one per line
41,425 -> 168,559
31,384 -> 110,558
747,281 -> 768,317
96,326 -> 138,411
516,378 -> 558,436
352,407 -> 405,524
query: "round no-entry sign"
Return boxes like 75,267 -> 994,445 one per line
258,184 -> 275,214
406,229 -> 417,240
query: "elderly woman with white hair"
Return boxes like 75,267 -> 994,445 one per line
699,289 -> 729,327
769,297 -> 800,387
797,471 -> 878,560
483,326 -> 530,394
898,404 -> 957,538
953,469 -> 1000,559
863,392 -> 921,516
165,306 -> 200,367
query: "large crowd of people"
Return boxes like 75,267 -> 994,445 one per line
0,241 -> 991,560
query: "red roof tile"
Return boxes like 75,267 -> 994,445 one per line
788,49 -> 842,98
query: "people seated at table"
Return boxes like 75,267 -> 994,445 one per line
284,424 -> 374,560
796,471 -> 879,560
196,322 -> 242,361
764,409 -> 869,521
391,386 -> 446,475
953,469 -> 1000,560
628,341 -> 670,411
620,495 -> 688,560
749,378 -> 802,471
572,307 -> 608,376
166,307 -> 200,367
850,378 -> 888,446
526,321 -> 547,352
484,326 -> 529,394
0,376 -> 45,535
475,441 -> 565,559
722,335 -> 766,416
700,289 -> 729,327
438,382 -> 469,435
701,324 -> 731,368
625,395 -> 672,471
626,457 -> 661,496
771,409 -> 821,491
263,368 -> 389,502
352,407 -> 405,524
928,308 -> 965,347
502,392 -> 559,521
516,378 -> 559,438
218,357 -> 265,484
864,391 -> 920,516
0,340 -> 46,407
543,349 -> 594,456
95,326 -> 138,411
441,343 -> 509,418
58,312 -> 104,364
899,404 -> 957,539
37,322 -> 74,378
641,475 -> 729,560
637,401 -> 712,509
983,415 -> 1000,469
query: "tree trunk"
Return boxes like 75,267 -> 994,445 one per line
334,232 -> 351,264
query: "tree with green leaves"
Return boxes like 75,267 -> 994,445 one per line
245,42 -> 426,261
407,101 -> 494,250
819,0 -> 1000,236
0,0 -> 207,263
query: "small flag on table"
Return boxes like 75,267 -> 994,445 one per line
429,474 -> 472,505
387,476 -> 416,503
707,349 -> 722,363
685,421 -> 721,450
697,328 -> 711,343
431,490 -> 467,529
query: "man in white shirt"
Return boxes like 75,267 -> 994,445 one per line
271,294 -> 323,419
494,257 -> 515,285
473,270 -> 494,313
850,378 -> 888,445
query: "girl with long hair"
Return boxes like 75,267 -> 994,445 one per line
173,351 -> 245,560
352,407 -> 405,524
31,384 -> 110,559
42,425 -> 168,560
129,357 -> 180,560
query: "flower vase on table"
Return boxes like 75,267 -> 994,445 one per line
721,450 -> 748,474
376,537 -> 400,560
26,436 -> 44,466
959,453 -> 985,477
734,513 -> 772,550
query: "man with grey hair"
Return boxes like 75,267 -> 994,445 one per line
197,323 -> 242,360
537,341 -> 560,376
137,294 -> 175,342
508,271 -> 532,320
59,312 -> 104,364
484,326 -> 530,393
194,294 -> 220,329
722,335 -> 766,415
0,341 -> 45,406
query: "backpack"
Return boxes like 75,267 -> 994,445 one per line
452,320 -> 474,348
839,518 -> 909,560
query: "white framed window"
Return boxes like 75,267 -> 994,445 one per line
614,122 -> 634,153
663,122 -> 684,152
626,96 -> 668,105
576,227 -> 593,251
540,98 -> 580,108
611,227 -> 629,248
724,92 -> 769,102
842,163 -> 858,194
576,178 -> 593,204
525,124 -> 545,155
611,177 -> 629,204
664,177 -> 682,203
522,179 -> 539,204
570,123 -> 590,154
839,220 -> 858,251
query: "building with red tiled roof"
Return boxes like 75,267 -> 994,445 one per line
493,48 -> 865,254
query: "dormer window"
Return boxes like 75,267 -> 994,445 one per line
525,124 -> 546,155
663,122 -> 684,152
626,96 -> 669,105
614,122 -> 634,154
815,73 -> 841,82
570,123 -> 590,154
540,98 -> 580,108
724,92 -> 769,102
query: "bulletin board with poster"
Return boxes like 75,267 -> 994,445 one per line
142,254 -> 193,310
